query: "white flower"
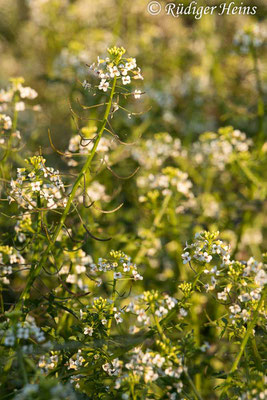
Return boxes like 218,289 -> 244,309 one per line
108,65 -> 120,78
123,262 -> 130,272
15,102 -> 25,111
66,274 -> 76,284
155,306 -> 168,317
84,326 -> 93,336
255,269 -> 267,287
114,272 -> 122,280
181,252 -> 191,264
0,114 -> 12,130
31,181 -> 41,192
4,334 -> 15,346
82,80 -> 91,90
134,89 -> 142,99
152,354 -> 165,367
129,325 -> 139,334
76,265 -> 86,274
122,76 -> 131,85
229,304 -> 241,314
136,308 -> 147,322
102,363 -> 110,372
179,308 -> 187,317
200,341 -> 210,352
241,309 -> 250,322
114,312 -> 123,324
217,292 -> 226,301
132,269 -> 143,280
98,79 -> 109,92
203,252 -> 212,263
250,289 -> 261,300
238,293 -> 250,302
19,86 -> 38,99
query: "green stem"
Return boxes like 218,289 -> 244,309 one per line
229,288 -> 265,374
153,192 -> 172,227
106,278 -> 117,337
17,347 -> 28,384
130,381 -> 137,400
250,336 -> 262,371
251,45 -> 265,143
135,193 -> 172,262
153,310 -> 167,343
184,369 -> 204,400
220,288 -> 265,398
15,77 -> 117,310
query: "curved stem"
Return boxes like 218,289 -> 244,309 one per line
15,77 -> 117,310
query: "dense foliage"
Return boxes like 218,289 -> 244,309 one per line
0,1 -> 266,399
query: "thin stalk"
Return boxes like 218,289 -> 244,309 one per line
153,192 -> 172,227
15,77 -> 117,310
106,278 -> 117,337
152,309 -> 167,343
17,347 -> 28,384
135,193 -> 172,262
250,336 -> 262,371
153,304 -> 203,400
130,381 -> 137,400
221,288 -> 265,397
184,369 -> 204,400
251,45 -> 265,143
229,288 -> 265,374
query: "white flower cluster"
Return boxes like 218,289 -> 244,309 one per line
237,387 -> 267,400
234,23 -> 267,54
38,353 -> 59,371
0,245 -> 25,285
132,133 -> 185,168
225,257 -> 266,325
192,128 -> 252,170
9,156 -> 66,210
0,113 -> 13,145
89,250 -> 143,284
102,358 -> 122,376
137,166 -> 194,201
0,78 -> 38,146
4,317 -> 45,346
88,46 -> 143,93
0,78 -> 37,106
14,213 -> 32,243
68,349 -> 85,371
115,347 -> 185,387
182,231 -> 230,266
58,247 -> 92,292
0,114 -> 12,130
126,291 -> 177,329
182,231 -> 231,293
182,232 -> 266,326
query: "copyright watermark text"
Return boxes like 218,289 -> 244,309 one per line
147,1 -> 257,19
